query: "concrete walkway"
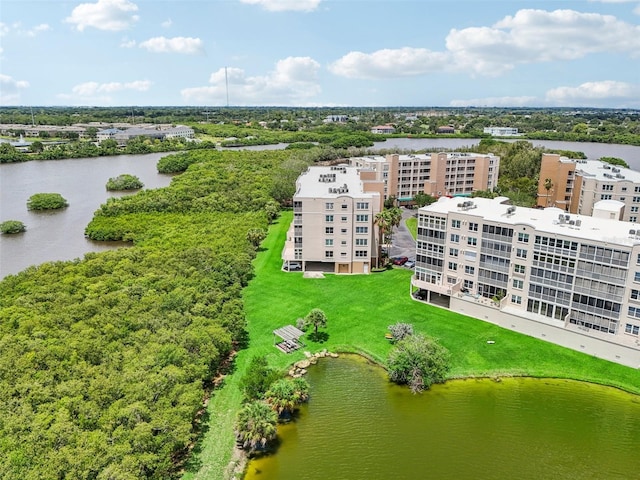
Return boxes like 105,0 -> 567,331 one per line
389,208 -> 418,260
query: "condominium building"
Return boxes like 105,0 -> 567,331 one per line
538,153 -> 640,222
411,196 -> 640,368
483,127 -> 519,136
349,152 -> 500,202
282,166 -> 383,274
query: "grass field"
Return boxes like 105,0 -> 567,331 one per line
183,210 -> 640,480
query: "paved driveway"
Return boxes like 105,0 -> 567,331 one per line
389,209 -> 417,260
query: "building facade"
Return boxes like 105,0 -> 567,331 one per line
538,153 -> 640,222
483,127 -> 519,136
411,196 -> 640,367
282,166 -> 383,274
349,152 -> 500,202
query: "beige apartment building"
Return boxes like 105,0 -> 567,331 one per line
538,153 -> 640,222
349,152 -> 499,203
411,196 -> 640,368
282,166 -> 383,274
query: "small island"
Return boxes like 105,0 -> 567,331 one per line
0,220 -> 26,234
105,174 -> 144,191
27,193 -> 68,210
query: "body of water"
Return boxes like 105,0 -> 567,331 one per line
0,153 -> 174,278
245,356 -> 640,480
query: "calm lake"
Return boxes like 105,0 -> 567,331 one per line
2,140 -> 640,279
245,356 -> 640,480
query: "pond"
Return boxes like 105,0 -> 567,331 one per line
245,356 -> 640,480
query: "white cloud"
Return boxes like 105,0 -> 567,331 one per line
240,0 -> 321,12
181,56 -> 321,105
449,96 -> 538,107
545,80 -> 640,106
0,22 -> 51,37
0,74 -> 30,105
329,47 -> 450,79
161,18 -> 172,28
331,9 -> 640,79
69,79 -> 151,96
138,36 -> 203,54
120,38 -> 136,48
65,0 -> 139,32
27,24 -> 51,37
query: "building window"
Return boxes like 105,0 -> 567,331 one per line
514,264 -> 526,274
513,279 -> 524,289
464,265 -> 475,275
600,194 -> 612,200
451,234 -> 460,243
325,227 -> 334,234
511,295 -> 522,305
355,238 -> 368,246
602,185 -> 614,191
325,239 -> 334,246
341,216 -> 348,222
518,232 -> 529,243
516,248 -> 527,259
450,248 -> 459,257
356,226 -> 368,234
325,251 -> 334,258
467,237 -> 477,246
629,307 -> 640,319
625,323 -> 640,335
341,228 -> 347,234
632,217 -> 638,222
341,204 -> 348,209
356,214 -> 368,222
464,280 -> 474,289
356,202 -> 369,209
633,197 -> 640,203
325,202 -> 334,210
632,289 -> 640,300
451,219 -> 461,228
448,262 -> 457,271
469,222 -> 478,232
355,250 -> 368,257
325,215 -> 334,222
631,207 -> 639,213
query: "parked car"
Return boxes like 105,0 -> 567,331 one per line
284,262 -> 302,271
391,256 -> 409,266
404,260 -> 415,269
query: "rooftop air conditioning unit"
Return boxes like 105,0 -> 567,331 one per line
575,219 -> 582,227
604,165 -> 611,169
630,230 -> 636,235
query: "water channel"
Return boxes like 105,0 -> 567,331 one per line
1,140 -> 640,279
245,356 -> 640,480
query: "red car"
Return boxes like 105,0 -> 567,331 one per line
391,256 -> 409,265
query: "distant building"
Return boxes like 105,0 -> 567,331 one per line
483,127 -> 519,136
538,153 -> 640,222
436,126 -> 455,134
96,128 -> 123,143
113,128 -> 165,144
412,196 -> 640,368
163,125 -> 195,139
349,152 -> 500,203
370,125 -> 396,134
323,115 -> 348,123
282,166 -> 383,274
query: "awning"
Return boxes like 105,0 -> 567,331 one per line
273,325 -> 305,343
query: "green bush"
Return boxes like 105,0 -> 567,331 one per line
105,174 -> 144,191
0,220 -> 26,234
26,193 -> 68,210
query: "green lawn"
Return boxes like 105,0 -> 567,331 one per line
184,210 -> 640,480
405,216 -> 417,239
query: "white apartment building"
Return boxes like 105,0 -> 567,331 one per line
483,127 -> 519,136
282,166 -> 383,274
349,152 -> 499,202
412,196 -> 640,368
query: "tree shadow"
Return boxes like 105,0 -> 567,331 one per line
307,331 -> 329,343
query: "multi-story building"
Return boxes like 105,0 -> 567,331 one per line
349,152 -> 500,203
282,166 -> 383,274
538,153 -> 640,222
411,196 -> 640,368
483,126 -> 519,136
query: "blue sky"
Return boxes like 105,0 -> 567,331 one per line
1,0 -> 639,108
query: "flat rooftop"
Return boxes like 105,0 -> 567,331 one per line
575,160 -> 640,183
421,196 -> 640,247
296,166 -> 378,199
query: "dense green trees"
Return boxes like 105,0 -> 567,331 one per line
234,402 -> 278,454
27,192 -> 68,210
0,220 -> 26,234
106,174 -> 144,191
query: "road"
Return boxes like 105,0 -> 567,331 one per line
389,208 -> 418,261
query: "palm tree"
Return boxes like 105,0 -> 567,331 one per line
235,401 -> 278,453
374,210 -> 391,266
543,178 -> 554,206
304,308 -> 327,335
265,378 -> 310,415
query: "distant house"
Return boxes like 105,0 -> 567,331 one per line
436,126 -> 455,134
370,125 -> 396,134
163,125 -> 195,139
483,127 -> 519,136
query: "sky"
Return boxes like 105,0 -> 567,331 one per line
1,0 -> 639,108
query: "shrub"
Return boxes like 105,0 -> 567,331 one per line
388,322 -> 414,343
0,220 -> 26,234
387,334 -> 450,393
106,174 -> 144,191
27,193 -> 68,210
